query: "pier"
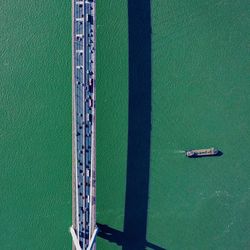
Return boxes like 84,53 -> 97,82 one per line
71,0 -> 97,249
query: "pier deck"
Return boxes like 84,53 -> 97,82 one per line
71,0 -> 97,249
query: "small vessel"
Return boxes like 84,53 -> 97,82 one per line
186,147 -> 219,158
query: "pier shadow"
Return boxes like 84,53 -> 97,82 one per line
97,223 -> 166,250
123,0 -> 152,249
98,1 -> 165,249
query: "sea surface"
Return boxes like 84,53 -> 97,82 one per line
0,1 -> 249,250
0,1 -> 72,249
96,1 -> 250,250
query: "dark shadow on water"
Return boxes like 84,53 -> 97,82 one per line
98,0 -> 165,249
123,0 -> 152,249
97,224 -> 166,250
216,150 -> 223,157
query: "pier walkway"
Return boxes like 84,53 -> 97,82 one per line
71,0 -> 97,249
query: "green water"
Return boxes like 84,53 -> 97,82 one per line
1,0 -> 249,250
97,1 -> 250,250
0,1 -> 72,249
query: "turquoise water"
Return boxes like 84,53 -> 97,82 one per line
97,1 -> 250,249
0,1 -> 71,249
0,0 -> 249,249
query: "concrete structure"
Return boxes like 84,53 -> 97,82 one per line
71,0 -> 97,249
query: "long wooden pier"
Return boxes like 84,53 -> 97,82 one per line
71,1 -> 97,249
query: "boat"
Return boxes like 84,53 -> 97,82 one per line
185,147 -> 219,158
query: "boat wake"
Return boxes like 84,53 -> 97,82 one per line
174,150 -> 185,154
